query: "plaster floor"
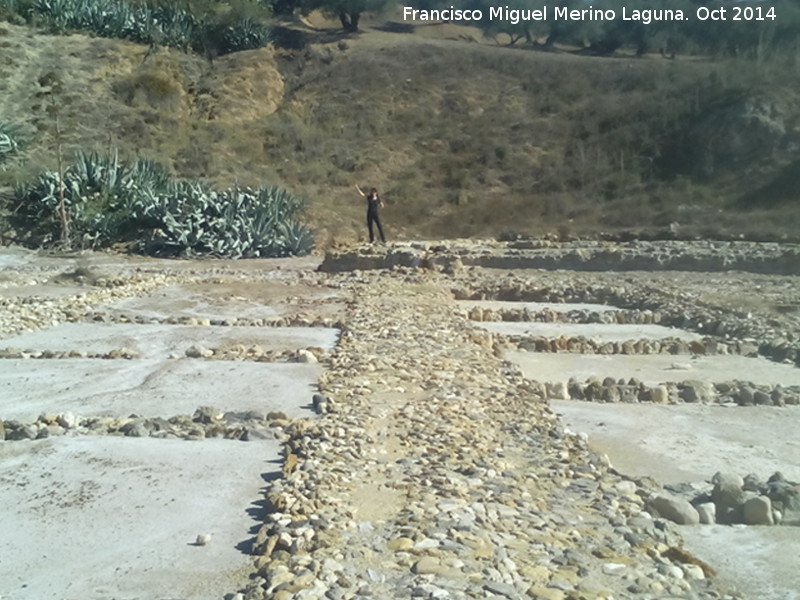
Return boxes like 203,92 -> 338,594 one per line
0,436 -> 281,600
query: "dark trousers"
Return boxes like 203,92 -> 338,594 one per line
367,208 -> 385,243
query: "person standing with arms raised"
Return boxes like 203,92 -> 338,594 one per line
355,184 -> 386,244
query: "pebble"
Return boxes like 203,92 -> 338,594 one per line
412,557 -> 443,575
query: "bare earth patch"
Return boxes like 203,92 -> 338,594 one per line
551,400 -> 800,600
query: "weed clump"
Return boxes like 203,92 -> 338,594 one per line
113,68 -> 185,111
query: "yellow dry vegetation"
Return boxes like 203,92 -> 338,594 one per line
2,13 -> 799,245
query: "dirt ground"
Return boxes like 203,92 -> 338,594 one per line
550,401 -> 800,485
0,248 -> 335,599
0,436 -> 279,600
549,400 -> 800,600
3,245 -> 800,600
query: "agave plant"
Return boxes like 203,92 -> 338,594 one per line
12,150 -> 313,256
0,0 -> 22,14
15,0 -> 274,55
150,3 -> 199,50
275,219 -> 315,257
10,150 -> 169,247
218,17 -> 273,54
133,181 -> 313,258
0,122 -> 22,164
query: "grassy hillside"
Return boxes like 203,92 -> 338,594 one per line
1,14 -> 799,247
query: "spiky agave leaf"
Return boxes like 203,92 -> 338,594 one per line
0,122 -> 23,164
218,17 -> 273,54
12,150 -> 313,255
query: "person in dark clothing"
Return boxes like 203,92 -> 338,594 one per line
355,184 -> 386,243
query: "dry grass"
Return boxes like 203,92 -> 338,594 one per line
1,17 -> 799,245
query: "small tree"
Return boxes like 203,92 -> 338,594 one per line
300,0 -> 394,32
475,0 -> 550,46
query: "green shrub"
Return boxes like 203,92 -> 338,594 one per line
136,181 -> 313,257
4,0 -> 272,56
114,68 -> 185,110
215,16 -> 273,54
9,151 -> 314,256
0,122 -> 22,165
10,150 -> 170,246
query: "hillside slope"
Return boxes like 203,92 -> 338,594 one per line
1,18 -> 798,245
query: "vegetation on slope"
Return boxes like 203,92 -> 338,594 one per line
0,122 -> 23,166
9,151 -> 313,256
1,1 -> 799,248
264,32 -> 800,240
0,0 -> 274,56
471,0 -> 800,59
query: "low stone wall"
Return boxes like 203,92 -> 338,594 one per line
537,377 -> 800,406
649,471 -> 800,527
473,306 -> 800,369
462,306 -> 663,325
323,242 -> 800,368
0,344 -> 328,362
0,273 -> 181,338
503,335 -> 758,357
1,406 -> 294,442
454,277 -> 800,369
319,240 -> 800,276
82,311 -> 341,329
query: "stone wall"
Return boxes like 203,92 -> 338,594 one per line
320,240 -> 800,276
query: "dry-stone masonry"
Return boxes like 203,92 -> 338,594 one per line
233,268 -> 742,600
6,241 -> 800,600
320,240 -> 800,276
650,471 -> 800,527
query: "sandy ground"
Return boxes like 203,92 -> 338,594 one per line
549,399 -> 800,600
550,401 -> 800,484
681,526 -> 800,600
0,256 -> 332,598
103,281 -> 344,322
0,246 -> 322,274
0,245 -> 36,269
479,321 -> 702,342
0,359 -> 323,421
0,436 -> 280,600
509,350 -> 800,387
2,322 -> 339,358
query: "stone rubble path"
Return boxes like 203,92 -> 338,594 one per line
241,268 -> 740,600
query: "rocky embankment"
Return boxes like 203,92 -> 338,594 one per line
234,268 -> 740,600
320,240 -> 800,276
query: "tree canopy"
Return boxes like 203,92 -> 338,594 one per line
464,0 -> 800,59
297,0 -> 394,31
